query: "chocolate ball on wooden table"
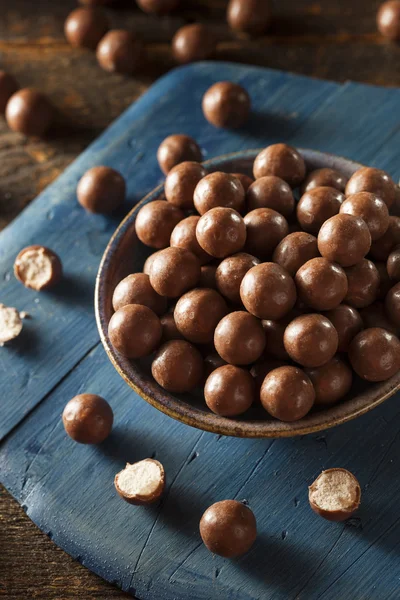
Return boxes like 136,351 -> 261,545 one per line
385,282 -> 400,327
227,0 -> 272,35
160,311 -> 185,342
261,366 -> 315,421
137,0 -> 180,13
149,247 -> 200,297
244,208 -> 288,259
301,168 -> 348,194
200,500 -> 257,558
77,166 -> 126,213
14,245 -> 62,290
345,166 -> 396,208
96,30 -> 143,75
194,172 -> 245,215
340,192 -> 389,241
309,469 -> 361,522
115,459 -> 165,506
349,327 -> 400,381
283,314 -> 338,368
324,304 -> 363,352
240,262 -> 296,320
196,207 -> 246,258
297,187 -> 344,234
344,259 -> 380,308
387,246 -> 400,281
369,216 -> 400,261
152,340 -> 203,392
253,144 -> 306,188
6,88 -> 54,137
63,394 -> 113,444
174,288 -> 227,344
199,264 -> 218,289
0,304 -> 24,344
295,257 -> 348,311
231,173 -> 254,192
306,356 -> 353,406
273,232 -> 319,276
0,71 -> 19,113
318,214 -> 371,267
246,176 -> 295,217
172,24 -> 216,64
377,0 -> 400,40
64,7 -> 109,50
112,273 -> 167,315
202,82 -> 251,129
214,311 -> 266,365
216,252 -> 260,304
165,161 -> 207,209
108,304 -> 162,358
170,216 -> 212,265
135,200 -> 183,249
157,134 -> 202,175
205,365 -> 255,416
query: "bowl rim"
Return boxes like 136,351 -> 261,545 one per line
95,147 -> 400,438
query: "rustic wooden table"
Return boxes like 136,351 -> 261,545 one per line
1,0 -> 399,598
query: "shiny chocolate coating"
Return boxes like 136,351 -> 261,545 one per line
261,311 -> 300,360
135,200 -> 183,249
194,171 -> 245,215
385,282 -> 400,327
273,232 -> 319,276
244,208 -> 289,259
261,366 -> 315,421
204,352 -> 227,378
216,252 -> 260,304
160,312 -> 185,342
295,257 -> 348,311
172,24 -> 216,64
149,247 -> 200,297
62,394 -> 113,444
96,30 -> 143,75
200,500 -> 257,558
112,273 -> 167,315
214,311 -> 266,365
370,216 -> 400,261
345,166 -> 396,208
324,304 -> 363,352
246,176 -> 294,217
253,144 -> 306,188
143,250 -> 162,276
108,304 -> 162,358
375,261 -> 393,299
6,88 -> 54,137
360,301 -> 398,334
227,0 -> 272,35
297,186 -> 344,234
318,214 -> 371,267
349,327 -> 400,381
204,365 -> 255,416
64,7 -> 109,49
231,173 -> 254,192
340,192 -> 389,241
151,340 -> 203,393
0,71 -> 19,113
199,264 -> 218,289
170,216 -> 212,265
240,262 -> 296,320
301,168 -> 348,194
157,134 -> 202,175
165,161 -> 207,209
77,166 -> 126,213
137,0 -> 180,13
377,1 -> 400,40
250,357 -> 287,393
174,288 -> 227,344
387,246 -> 400,281
283,314 -> 338,367
344,259 -> 380,308
196,207 -> 246,258
306,356 -> 353,406
202,82 -> 251,129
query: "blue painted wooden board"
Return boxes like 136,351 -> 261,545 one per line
1,62 -> 400,599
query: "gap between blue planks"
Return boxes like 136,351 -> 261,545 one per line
1,62 -> 400,600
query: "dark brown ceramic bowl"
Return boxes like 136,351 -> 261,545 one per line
95,148 -> 400,438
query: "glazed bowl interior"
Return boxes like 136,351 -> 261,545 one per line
95,148 -> 400,438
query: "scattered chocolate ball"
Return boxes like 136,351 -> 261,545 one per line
324,304 -> 363,352
196,207 -> 246,258
231,172 -> 254,192
200,500 -> 257,558
64,7 -> 109,50
205,365 -> 255,416
115,459 -> 165,505
301,168 -> 348,194
273,232 -> 319,276
306,356 -> 353,406
137,0 -> 180,13
240,262 -> 296,320
77,166 -> 126,213
170,216 -> 212,265
309,469 -> 361,522
172,23 -> 216,64
387,246 -> 400,281
165,161 -> 207,209
261,311 -> 299,360
0,71 -> 19,113
244,208 -> 289,259
385,282 -> 400,327
261,366 -> 315,421
377,0 -> 400,40
345,166 -> 396,208
112,273 -> 167,315
284,314 -> 338,368
6,88 -> 54,137
227,0 -> 272,35
344,259 -> 380,308
0,304 -> 24,344
199,264 -> 218,289
194,172 -> 245,215
370,216 -> 400,261
96,30 -> 143,75
318,214 -> 371,267
202,81 -> 251,129
62,394 -> 113,444
246,176 -> 295,217
295,257 -> 348,311
204,352 -> 227,378
108,304 -> 162,358
174,288 -> 227,344
360,301 -> 398,334
340,192 -> 389,241
135,200 -> 183,249
349,327 -> 400,381
149,247 -> 200,297
297,187 -> 344,234
253,144 -> 306,188
214,311 -> 266,365
14,245 -> 62,291
151,340 -> 203,392
157,134 -> 202,175
160,311 -> 185,342
216,252 -> 260,304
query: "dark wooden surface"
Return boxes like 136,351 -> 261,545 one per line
1,0 -> 399,598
